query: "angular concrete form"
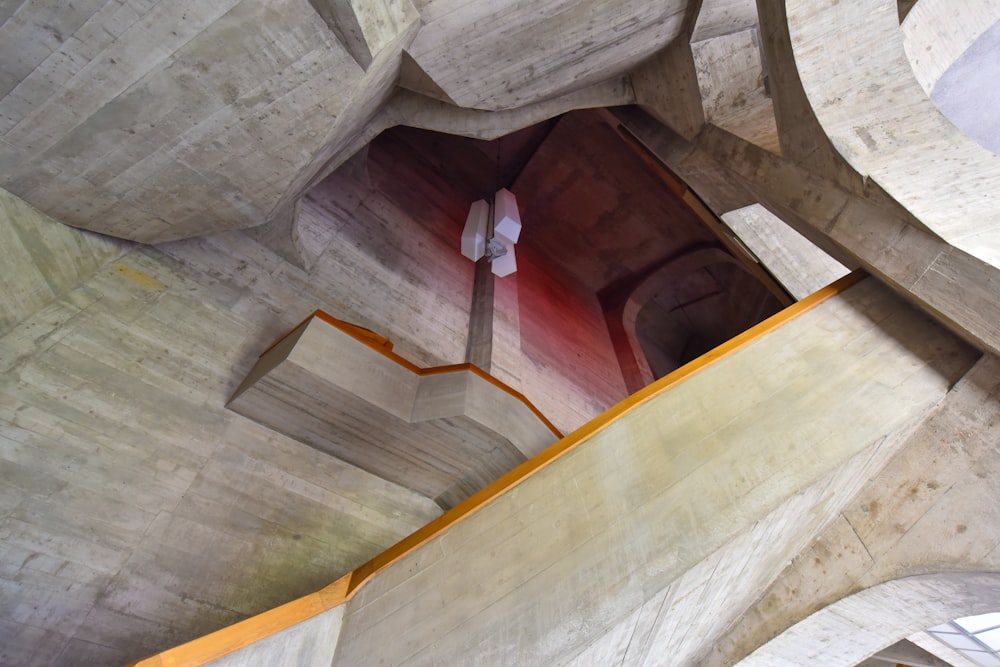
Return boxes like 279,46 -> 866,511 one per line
134,276 -> 986,667
228,312 -> 559,508
3,0 -> 1000,665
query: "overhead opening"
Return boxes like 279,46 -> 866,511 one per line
298,108 -> 844,425
925,612 -> 1000,666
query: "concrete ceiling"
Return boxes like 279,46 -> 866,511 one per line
0,0 -> 690,244
4,1 -> 1000,666
512,110 -> 717,294
364,109 -> 743,296
356,108 -> 783,374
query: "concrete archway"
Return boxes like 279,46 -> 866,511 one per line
736,572 -> 1000,666
611,246 -> 781,391
786,0 -> 1000,269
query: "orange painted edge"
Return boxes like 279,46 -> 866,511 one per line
131,270 -> 864,667
418,363 -> 563,439
127,575 -> 350,667
257,310 -> 395,360
344,270 -> 864,594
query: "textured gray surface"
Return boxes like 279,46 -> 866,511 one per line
205,606 -> 344,667
332,279 -> 977,666
2,0 -> 1000,664
228,316 -> 557,508
0,185 -> 447,665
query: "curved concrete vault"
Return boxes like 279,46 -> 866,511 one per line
737,572 -> 1000,667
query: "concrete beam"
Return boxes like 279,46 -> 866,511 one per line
309,0 -> 418,69
403,0 -> 685,111
330,278 -> 976,665
721,203 -> 849,300
382,77 -> 635,141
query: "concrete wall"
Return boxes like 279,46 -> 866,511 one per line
0,187 -> 128,336
205,606 -> 344,667
0,0 -> 370,243
0,130 -> 640,661
0,186 -> 444,665
515,242 -> 629,433
710,352 -> 1000,666
721,203 -> 849,300
331,277 -> 977,665
298,142 -> 475,367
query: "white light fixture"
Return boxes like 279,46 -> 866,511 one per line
460,188 -> 522,276
493,188 -> 521,245
461,199 -> 489,261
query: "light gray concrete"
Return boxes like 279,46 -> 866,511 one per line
733,574 -> 1000,667
3,0 -> 1000,664
332,278 -> 977,666
788,0 -> 1000,269
692,28 -> 779,153
710,352 -> 1000,666
0,184 -> 447,665
227,313 -> 557,506
722,203 -> 849,299
902,0 -> 1000,94
0,186 -> 129,336
868,639 -> 959,667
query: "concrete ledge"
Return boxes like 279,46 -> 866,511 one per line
133,271 -> 870,667
227,311 -> 560,507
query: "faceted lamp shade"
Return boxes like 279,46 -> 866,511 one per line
493,188 -> 522,245
491,242 -> 517,277
461,199 -> 489,261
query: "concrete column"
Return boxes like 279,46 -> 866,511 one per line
465,258 -> 496,370
465,258 -> 523,391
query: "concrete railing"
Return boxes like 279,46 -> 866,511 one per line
129,271 -> 866,667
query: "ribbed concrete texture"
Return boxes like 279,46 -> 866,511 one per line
228,314 -> 558,508
3,0 -> 1000,664
0,185 -> 445,665
713,352 -> 1000,666
204,606 -> 344,667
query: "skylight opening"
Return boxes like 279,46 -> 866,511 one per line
929,613 -> 1000,667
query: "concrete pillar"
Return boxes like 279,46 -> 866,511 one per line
465,258 -> 523,391
465,259 -> 496,370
